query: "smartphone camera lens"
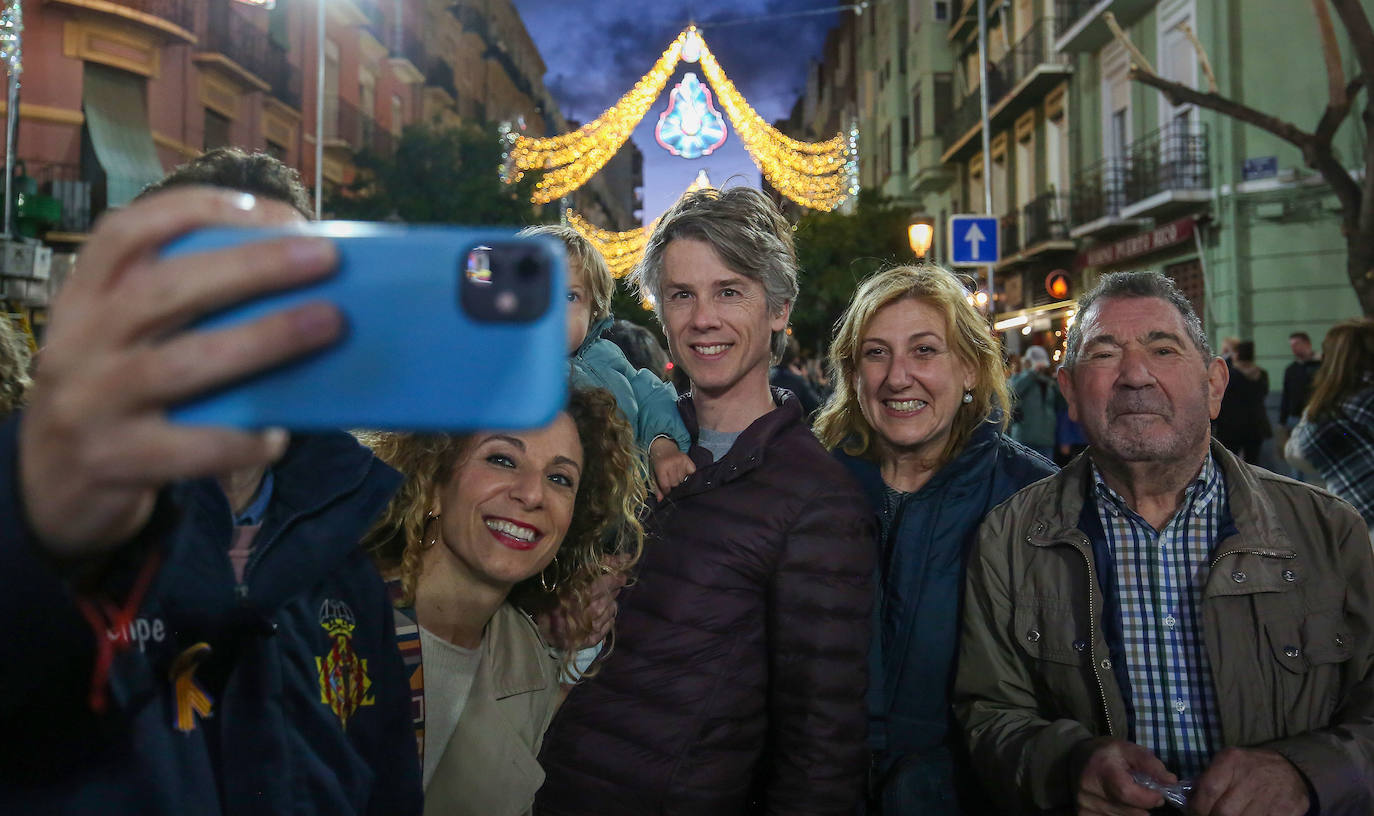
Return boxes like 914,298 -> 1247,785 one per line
460,241 -> 551,324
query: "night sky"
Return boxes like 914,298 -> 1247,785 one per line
509,1 -> 847,225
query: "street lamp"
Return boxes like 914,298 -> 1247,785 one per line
907,212 -> 935,259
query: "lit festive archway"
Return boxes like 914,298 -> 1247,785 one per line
502,26 -> 858,212
565,170 -> 715,281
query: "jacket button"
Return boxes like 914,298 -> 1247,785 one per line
1231,570 -> 1247,583
1033,521 -> 1047,534
1281,569 -> 1296,582
1100,658 -> 1112,670
1336,634 -> 1346,647
1025,629 -> 1041,643
1284,646 -> 1300,658
1073,639 -> 1087,652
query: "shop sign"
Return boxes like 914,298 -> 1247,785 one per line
1082,217 -> 1196,268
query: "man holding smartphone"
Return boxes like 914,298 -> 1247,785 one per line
0,152 -> 421,815
536,187 -> 875,815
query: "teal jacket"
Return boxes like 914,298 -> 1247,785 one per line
1010,370 -> 1058,449
569,317 -> 690,453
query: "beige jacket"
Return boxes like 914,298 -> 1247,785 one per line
953,441 -> 1374,815
422,602 -> 562,816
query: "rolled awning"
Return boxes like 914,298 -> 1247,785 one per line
82,63 -> 166,207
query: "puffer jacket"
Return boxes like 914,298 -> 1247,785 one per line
570,316 -> 690,452
953,441 -> 1374,815
536,389 -> 875,815
837,423 -> 1054,814
0,416 -> 420,816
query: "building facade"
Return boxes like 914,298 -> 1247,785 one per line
836,0 -> 1368,379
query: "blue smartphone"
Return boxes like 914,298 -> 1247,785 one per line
163,222 -> 567,431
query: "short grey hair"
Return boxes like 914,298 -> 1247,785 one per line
1063,271 -> 1212,369
634,186 -> 800,360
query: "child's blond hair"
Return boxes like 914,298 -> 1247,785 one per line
519,224 -> 614,325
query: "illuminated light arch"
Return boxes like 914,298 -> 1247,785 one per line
503,26 -> 858,212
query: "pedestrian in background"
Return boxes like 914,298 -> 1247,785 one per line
770,334 -> 823,418
1287,318 -> 1374,530
1279,331 -> 1322,427
1009,345 -> 1058,460
1214,339 -> 1271,463
815,264 -> 1054,815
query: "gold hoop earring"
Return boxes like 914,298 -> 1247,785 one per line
539,559 -> 559,593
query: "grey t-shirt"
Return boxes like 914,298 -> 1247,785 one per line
696,426 -> 743,462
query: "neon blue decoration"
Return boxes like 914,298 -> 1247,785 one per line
654,72 -> 727,160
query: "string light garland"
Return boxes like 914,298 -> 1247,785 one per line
503,26 -> 858,211
564,170 -> 717,280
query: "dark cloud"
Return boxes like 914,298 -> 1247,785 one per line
511,1 -> 845,220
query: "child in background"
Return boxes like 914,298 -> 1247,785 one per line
520,224 -> 695,499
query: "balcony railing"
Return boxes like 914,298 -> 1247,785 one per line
18,160 -> 96,234
1124,119 -> 1210,203
1001,212 -> 1021,256
939,19 -> 1066,151
1022,191 -> 1071,247
203,0 -> 299,108
1069,120 -> 1210,226
86,0 -> 196,34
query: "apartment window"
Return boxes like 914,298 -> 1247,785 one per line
1016,128 -> 1035,209
1046,108 -> 1068,193
1101,40 -> 1131,158
901,117 -> 910,173
1158,0 -> 1198,123
933,1 -> 949,21
324,40 -> 340,139
991,151 -> 1008,216
204,109 -> 232,150
912,90 -> 922,143
934,73 -> 953,124
880,126 -> 892,182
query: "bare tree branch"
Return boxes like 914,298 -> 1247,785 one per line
1330,0 -> 1374,91
1127,70 -> 1311,146
1178,23 -> 1218,93
1104,12 -> 1156,75
1314,75 -> 1365,144
1314,0 -> 1348,107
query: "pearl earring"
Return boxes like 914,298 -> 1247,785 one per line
962,391 -> 974,404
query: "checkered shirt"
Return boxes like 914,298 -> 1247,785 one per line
1289,384 -> 1374,527
1093,453 -> 1226,779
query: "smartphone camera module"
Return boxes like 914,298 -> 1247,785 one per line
460,241 -> 552,323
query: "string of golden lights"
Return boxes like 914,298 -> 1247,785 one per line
501,26 -> 858,212
564,171 -> 717,280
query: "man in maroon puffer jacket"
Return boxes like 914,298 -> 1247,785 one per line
535,187 -> 875,816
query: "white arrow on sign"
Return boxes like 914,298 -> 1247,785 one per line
964,222 -> 986,261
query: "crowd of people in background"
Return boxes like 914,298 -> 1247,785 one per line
1,148 -> 1373,816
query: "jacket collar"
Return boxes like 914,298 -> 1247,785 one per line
668,388 -> 803,500
483,603 -> 554,699
1025,438 -> 1296,559
835,420 -> 1004,508
572,315 -> 615,360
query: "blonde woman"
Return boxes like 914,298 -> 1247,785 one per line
814,264 -> 1056,815
361,388 -> 644,816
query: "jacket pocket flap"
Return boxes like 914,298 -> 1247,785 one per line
1266,611 -> 1352,672
1013,601 -> 1084,666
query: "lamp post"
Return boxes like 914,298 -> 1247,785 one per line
907,212 -> 935,259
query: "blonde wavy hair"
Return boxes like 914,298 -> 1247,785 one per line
814,264 -> 1011,466
359,388 -> 646,670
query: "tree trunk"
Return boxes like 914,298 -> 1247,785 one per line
1347,228 -> 1374,316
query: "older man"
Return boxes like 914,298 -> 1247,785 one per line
535,187 -> 874,815
954,271 -> 1374,816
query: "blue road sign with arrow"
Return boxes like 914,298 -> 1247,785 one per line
949,215 -> 999,266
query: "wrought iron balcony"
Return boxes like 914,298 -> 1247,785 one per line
48,0 -> 196,40
18,160 -> 96,235
1068,120 -> 1210,231
1053,0 -> 1097,39
940,19 -> 1070,161
1022,191 -> 1071,247
202,0 -> 299,107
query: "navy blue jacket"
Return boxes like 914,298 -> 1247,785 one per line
837,423 -> 1054,812
0,415 -> 421,816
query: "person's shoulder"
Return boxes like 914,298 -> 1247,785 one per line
993,432 -> 1059,478
1244,463 -> 1366,537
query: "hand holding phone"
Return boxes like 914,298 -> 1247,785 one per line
17,187 -> 341,558
162,222 -> 567,432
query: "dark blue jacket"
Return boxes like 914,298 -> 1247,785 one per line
0,415 -> 421,816
837,422 -> 1054,813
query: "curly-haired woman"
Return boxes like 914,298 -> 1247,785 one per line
361,388 -> 645,816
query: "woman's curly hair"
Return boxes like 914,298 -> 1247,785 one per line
359,388 -> 646,671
